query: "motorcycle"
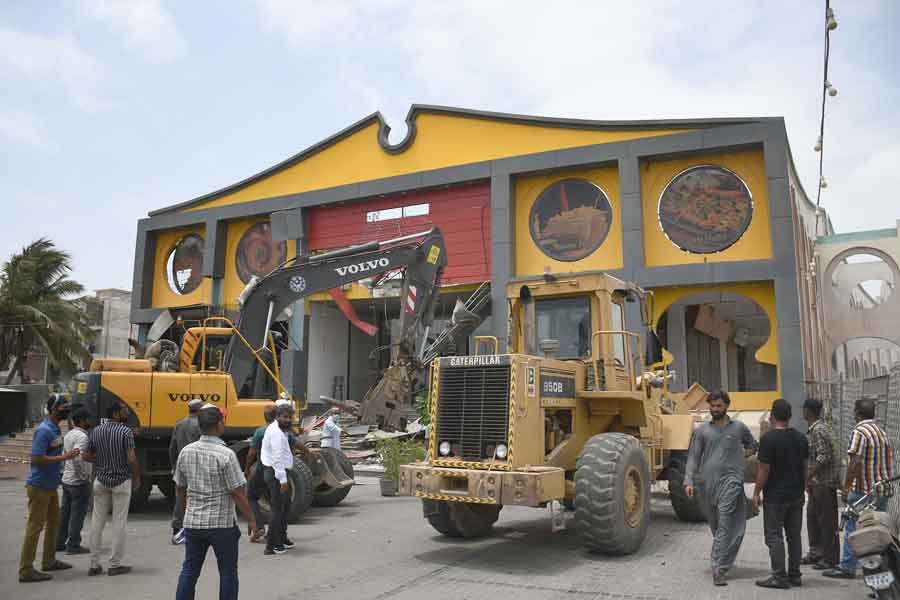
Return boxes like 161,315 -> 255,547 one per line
844,475 -> 900,599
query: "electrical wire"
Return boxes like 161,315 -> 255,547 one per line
813,0 -> 833,236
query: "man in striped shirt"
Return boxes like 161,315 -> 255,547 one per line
84,401 -> 141,577
824,397 -> 894,579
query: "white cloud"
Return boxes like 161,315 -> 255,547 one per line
0,26 -> 105,111
0,111 -> 56,151
78,0 -> 186,63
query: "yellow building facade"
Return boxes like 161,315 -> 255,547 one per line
133,106 -> 828,412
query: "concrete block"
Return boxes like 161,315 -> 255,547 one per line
358,173 -> 422,197
774,277 -> 802,325
618,156 -> 641,196
631,130 -> 705,158
711,260 -> 774,283
701,123 -> 766,150
420,162 -> 491,187
767,177 -> 792,219
620,192 -> 643,232
494,150 -> 558,175
621,230 -> 645,272
555,144 -> 622,169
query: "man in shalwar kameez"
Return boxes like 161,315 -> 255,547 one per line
684,390 -> 759,587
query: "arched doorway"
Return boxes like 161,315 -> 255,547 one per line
656,291 -> 776,394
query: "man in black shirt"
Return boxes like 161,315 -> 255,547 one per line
752,398 -> 808,589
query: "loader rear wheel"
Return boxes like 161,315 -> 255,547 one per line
667,451 -> 706,523
312,448 -> 355,507
253,461 -> 314,523
575,432 -> 650,555
423,499 -> 501,538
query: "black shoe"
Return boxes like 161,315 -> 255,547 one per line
88,565 -> 104,576
19,568 -> 53,583
66,546 -> 90,555
812,561 -> 833,571
822,568 -> 855,579
713,571 -> 727,586
108,566 -> 132,576
42,560 -> 73,571
789,575 -> 802,587
264,545 -> 287,555
283,538 -> 295,549
756,576 -> 791,589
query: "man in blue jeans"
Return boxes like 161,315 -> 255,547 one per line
824,397 -> 894,580
56,408 -> 93,554
174,404 -> 256,600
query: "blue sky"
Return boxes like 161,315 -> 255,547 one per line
2,1 -> 898,293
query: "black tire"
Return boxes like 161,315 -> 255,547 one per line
252,461 -> 314,523
667,451 -> 706,523
156,478 -> 176,506
575,432 -> 650,555
129,475 -> 153,511
312,448 -> 355,507
422,499 -> 501,538
228,440 -> 251,471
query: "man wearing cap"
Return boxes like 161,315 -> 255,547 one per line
174,404 -> 256,600
18,394 -> 81,583
260,401 -> 295,555
169,398 -> 203,544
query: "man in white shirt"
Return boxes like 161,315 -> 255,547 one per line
320,408 -> 342,450
260,402 -> 294,555
56,409 -> 93,554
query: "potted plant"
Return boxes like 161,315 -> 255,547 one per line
377,438 -> 426,497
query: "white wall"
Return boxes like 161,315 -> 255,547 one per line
348,325 -> 377,401
307,303 -> 349,403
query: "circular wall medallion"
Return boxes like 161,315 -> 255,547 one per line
658,165 -> 753,254
529,178 -> 613,262
288,275 -> 306,294
166,234 -> 204,295
235,222 -> 287,283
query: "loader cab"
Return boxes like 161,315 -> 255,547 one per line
507,273 -> 648,393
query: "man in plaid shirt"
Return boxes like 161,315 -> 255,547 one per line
174,405 -> 256,600
824,396 -> 894,580
801,398 -> 839,570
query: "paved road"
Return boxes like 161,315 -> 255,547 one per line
0,470 -> 871,600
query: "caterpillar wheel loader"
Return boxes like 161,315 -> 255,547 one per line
397,272 -> 705,554
71,228 -> 448,520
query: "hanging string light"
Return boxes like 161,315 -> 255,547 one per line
814,1 -> 838,236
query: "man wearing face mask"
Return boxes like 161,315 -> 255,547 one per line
18,394 -> 81,583
259,400 -> 295,555
684,390 -> 759,587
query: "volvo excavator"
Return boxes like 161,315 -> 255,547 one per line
71,228 -> 448,519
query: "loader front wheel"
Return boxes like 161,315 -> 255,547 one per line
253,461 -> 314,523
575,432 -> 650,555
667,451 -> 706,523
423,499 -> 500,538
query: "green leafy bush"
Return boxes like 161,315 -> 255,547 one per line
376,438 -> 426,482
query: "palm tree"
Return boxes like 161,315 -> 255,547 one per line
0,238 -> 94,384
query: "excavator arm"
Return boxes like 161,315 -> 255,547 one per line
224,228 -> 447,428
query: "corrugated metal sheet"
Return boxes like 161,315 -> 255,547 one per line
307,182 -> 491,285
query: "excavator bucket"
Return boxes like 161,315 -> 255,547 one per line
358,363 -> 414,432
